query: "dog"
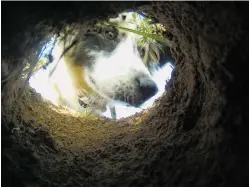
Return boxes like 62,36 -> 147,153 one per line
48,12 -> 159,119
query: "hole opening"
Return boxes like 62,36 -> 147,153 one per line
24,11 -> 175,120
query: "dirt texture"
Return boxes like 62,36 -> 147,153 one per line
2,2 -> 249,187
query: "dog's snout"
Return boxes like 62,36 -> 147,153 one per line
137,77 -> 158,102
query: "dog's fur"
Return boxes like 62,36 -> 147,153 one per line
49,13 -> 159,118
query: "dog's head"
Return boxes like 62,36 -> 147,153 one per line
67,13 -> 159,107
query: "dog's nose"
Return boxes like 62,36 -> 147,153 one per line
137,77 -> 158,102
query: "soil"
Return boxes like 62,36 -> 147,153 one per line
2,2 -> 249,187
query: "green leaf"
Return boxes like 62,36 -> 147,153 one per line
150,45 -> 160,60
150,52 -> 159,63
143,50 -> 149,65
144,18 -> 151,24
132,13 -> 137,20
113,24 -> 171,45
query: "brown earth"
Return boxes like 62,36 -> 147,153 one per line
2,2 -> 249,187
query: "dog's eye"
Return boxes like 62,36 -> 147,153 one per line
105,30 -> 116,40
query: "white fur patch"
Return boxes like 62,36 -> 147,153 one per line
85,34 -> 151,101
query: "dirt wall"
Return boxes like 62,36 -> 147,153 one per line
2,2 -> 249,187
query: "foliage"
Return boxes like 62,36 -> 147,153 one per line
128,13 -> 170,66
22,57 -> 50,79
105,12 -> 172,66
